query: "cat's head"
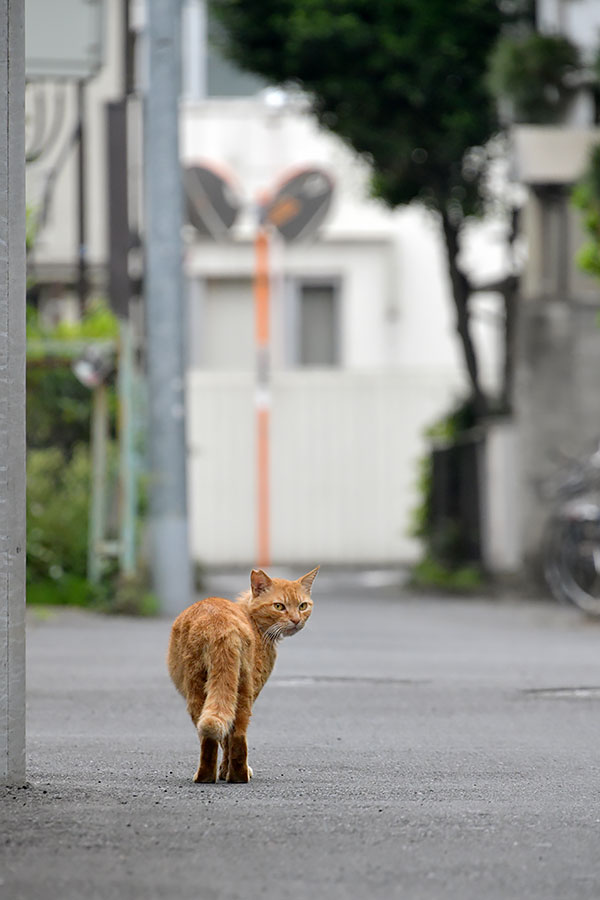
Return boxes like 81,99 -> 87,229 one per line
248,567 -> 319,642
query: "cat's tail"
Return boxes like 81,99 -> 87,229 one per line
198,635 -> 241,742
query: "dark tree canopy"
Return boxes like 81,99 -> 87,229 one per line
211,0 -> 504,218
211,0 -> 529,415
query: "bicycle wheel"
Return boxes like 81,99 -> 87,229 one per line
543,514 -> 600,615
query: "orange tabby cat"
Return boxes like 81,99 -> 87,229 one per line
168,567 -> 319,783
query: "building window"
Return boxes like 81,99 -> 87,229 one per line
296,282 -> 339,367
194,277 -> 254,370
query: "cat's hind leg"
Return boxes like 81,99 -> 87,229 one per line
218,734 -> 230,781
219,734 -> 252,780
226,667 -> 253,783
194,736 -> 219,783
185,687 -> 218,784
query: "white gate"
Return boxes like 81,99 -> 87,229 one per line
187,369 -> 463,565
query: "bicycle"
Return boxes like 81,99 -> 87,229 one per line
541,442 -> 600,615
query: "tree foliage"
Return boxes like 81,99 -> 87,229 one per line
26,300 -> 119,454
211,0 -> 524,414
212,0 -> 502,219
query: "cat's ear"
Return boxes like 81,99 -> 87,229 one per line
298,566 -> 320,594
251,568 -> 273,597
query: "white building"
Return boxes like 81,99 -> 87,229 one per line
181,91 -> 510,565
26,0 -> 506,567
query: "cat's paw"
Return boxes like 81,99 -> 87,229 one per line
226,765 -> 252,783
193,769 -> 217,784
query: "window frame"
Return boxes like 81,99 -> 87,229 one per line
286,275 -> 342,368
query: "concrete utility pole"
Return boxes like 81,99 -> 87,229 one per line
144,0 -> 192,614
0,0 -> 26,784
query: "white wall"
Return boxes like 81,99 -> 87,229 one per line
181,98 -> 499,382
187,236 -> 398,369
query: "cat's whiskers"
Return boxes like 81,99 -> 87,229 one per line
264,623 -> 285,645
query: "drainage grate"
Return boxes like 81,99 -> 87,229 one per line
523,686 -> 600,700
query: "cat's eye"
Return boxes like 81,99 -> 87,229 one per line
273,602 -> 285,611
299,602 -> 308,611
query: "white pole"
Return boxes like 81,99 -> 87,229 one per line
0,0 -> 26,784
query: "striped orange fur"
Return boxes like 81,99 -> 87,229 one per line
168,567 -> 319,783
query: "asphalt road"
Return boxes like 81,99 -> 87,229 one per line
3,574 -> 600,899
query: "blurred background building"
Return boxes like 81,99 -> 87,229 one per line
26,0 -> 506,568
23,0 -> 600,580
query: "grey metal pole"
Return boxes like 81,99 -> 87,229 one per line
144,0 -> 192,615
118,319 -> 137,576
0,0 -> 26,784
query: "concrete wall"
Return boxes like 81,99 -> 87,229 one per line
515,187 -> 600,566
516,298 -> 600,564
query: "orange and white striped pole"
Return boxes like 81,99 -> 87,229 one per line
254,226 -> 271,568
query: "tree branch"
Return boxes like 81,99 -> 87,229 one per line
440,212 -> 489,418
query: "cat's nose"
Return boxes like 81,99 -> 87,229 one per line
290,615 -> 301,625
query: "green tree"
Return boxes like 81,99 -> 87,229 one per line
211,0 -> 524,415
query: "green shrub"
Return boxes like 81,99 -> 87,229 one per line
409,399 -> 487,592
27,444 -> 156,614
25,301 -> 156,614
487,32 -> 580,124
27,445 -> 95,604
27,365 -> 96,455
572,144 -> 600,285
26,298 -> 119,345
409,398 -> 477,543
26,300 -> 118,455
410,555 -> 483,593
26,575 -> 93,608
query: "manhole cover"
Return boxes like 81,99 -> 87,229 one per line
524,687 -> 600,699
